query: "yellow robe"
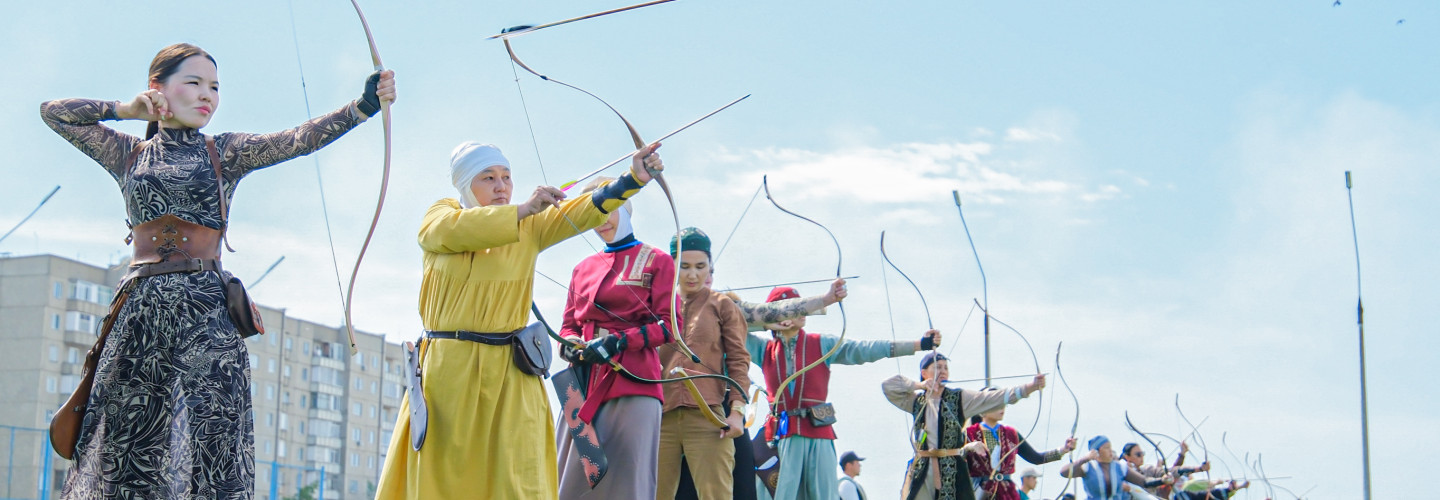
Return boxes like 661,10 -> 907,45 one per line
375,194 -> 610,499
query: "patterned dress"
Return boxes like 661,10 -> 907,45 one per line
41,98 -> 362,499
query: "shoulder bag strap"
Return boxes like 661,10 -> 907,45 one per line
205,135 -> 235,252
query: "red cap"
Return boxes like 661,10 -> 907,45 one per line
766,286 -> 800,303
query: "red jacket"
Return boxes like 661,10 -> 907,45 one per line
561,242 -> 680,422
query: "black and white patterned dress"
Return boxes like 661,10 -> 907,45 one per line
40,98 -> 363,499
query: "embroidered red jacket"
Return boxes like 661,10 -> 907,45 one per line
561,243 -> 680,422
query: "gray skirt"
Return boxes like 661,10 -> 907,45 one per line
557,395 -> 662,499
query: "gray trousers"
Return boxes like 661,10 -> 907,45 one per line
557,396 -> 662,500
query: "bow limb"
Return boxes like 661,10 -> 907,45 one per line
1055,342 -> 1080,498
985,311 -> 1044,469
878,231 -> 933,330
1125,411 -> 1171,475
342,0 -> 391,356
503,34 -> 701,366
1175,395 -> 1215,496
763,176 -> 848,400
671,367 -> 731,430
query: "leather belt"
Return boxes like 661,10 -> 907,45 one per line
425,330 -> 514,346
915,448 -> 965,458
124,259 -> 222,282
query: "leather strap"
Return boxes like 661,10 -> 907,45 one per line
124,259 -> 222,282
914,448 -> 965,458
206,136 -> 235,253
424,330 -> 515,346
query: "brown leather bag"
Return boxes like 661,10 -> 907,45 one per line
50,287 -> 130,459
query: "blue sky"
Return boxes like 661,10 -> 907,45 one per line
3,0 -> 1437,497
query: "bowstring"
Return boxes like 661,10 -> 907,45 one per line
287,0 -> 347,312
711,182 -> 762,265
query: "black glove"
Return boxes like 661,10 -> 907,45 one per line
920,335 -> 936,351
357,71 -> 383,117
580,334 -> 625,365
559,337 -> 585,364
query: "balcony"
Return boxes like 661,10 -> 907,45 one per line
307,408 -> 342,422
311,356 -> 344,371
307,435 -> 342,449
309,381 -> 344,397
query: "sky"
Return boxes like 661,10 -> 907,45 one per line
2,0 -> 1437,497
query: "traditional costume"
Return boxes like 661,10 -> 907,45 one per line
750,287 -> 928,500
375,143 -> 646,499
963,420 -> 1067,500
556,201 -> 678,500
656,228 -> 751,500
42,91 -> 367,499
1062,436 -> 1161,500
881,356 -> 1038,500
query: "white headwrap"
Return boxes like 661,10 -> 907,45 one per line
606,204 -> 634,244
581,176 -> 634,244
450,142 -> 510,208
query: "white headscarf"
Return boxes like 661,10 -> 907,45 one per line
450,142 -> 510,208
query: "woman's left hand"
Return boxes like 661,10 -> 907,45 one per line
630,141 -> 663,183
357,70 -> 397,119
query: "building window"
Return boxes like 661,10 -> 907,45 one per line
368,455 -> 375,469
354,378 -> 362,390
265,413 -> 274,427
279,413 -> 288,430
65,312 -> 100,335
301,368 -> 308,381
283,364 -> 291,377
300,394 -> 307,408
49,345 -> 59,362
303,341 -> 310,354
284,337 -> 292,350
352,428 -> 361,442
298,421 -> 305,435
53,281 -> 63,299
278,441 -> 286,458
60,375 -> 77,393
46,377 -> 57,393
51,314 -> 61,330
368,430 -> 375,444
350,454 -> 359,467
264,440 -> 272,454
268,359 -> 277,373
67,347 -> 78,364
352,403 -> 361,416
371,381 -> 377,394
266,384 -> 275,400
282,391 -> 290,405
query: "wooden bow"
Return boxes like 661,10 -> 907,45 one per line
341,0 -> 392,356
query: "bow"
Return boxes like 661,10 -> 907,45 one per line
1175,395 -> 1214,498
341,0 -> 392,356
983,310 -> 1045,471
763,175 -> 847,408
1055,342 -> 1080,498
950,190 -> 1046,470
497,1 -> 744,430
1125,411 -> 1171,476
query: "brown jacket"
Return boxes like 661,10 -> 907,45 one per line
661,287 -> 750,412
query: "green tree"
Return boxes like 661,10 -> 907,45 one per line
283,482 -> 318,500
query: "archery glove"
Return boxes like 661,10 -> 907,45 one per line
920,335 -> 936,351
580,334 -> 625,365
357,71 -> 383,118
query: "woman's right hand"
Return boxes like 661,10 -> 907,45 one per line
517,185 -> 566,220
118,89 -> 171,121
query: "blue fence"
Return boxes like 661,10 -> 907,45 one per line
0,425 -> 53,500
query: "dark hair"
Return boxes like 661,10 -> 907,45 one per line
145,43 -> 217,138
1122,443 -> 1140,456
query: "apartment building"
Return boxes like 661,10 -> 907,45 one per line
0,254 -> 407,500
